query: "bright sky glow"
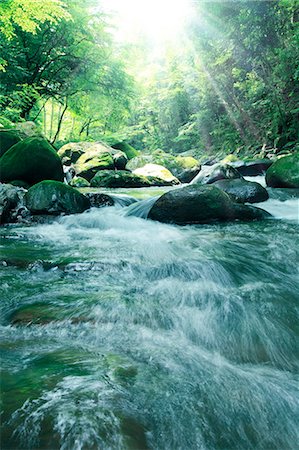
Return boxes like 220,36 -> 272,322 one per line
100,0 -> 194,44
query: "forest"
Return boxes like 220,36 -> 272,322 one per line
0,2 -> 299,450
0,0 -> 298,158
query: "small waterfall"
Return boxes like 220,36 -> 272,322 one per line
124,195 -> 160,219
108,193 -> 138,208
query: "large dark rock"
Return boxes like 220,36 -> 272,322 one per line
212,178 -> 269,203
265,153 -> 299,188
0,183 -> 27,224
148,184 -> 270,225
0,130 -> 22,157
191,163 -> 242,185
0,137 -> 64,185
25,180 -> 90,215
231,159 -> 273,176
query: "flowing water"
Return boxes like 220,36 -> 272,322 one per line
1,185 -> 298,450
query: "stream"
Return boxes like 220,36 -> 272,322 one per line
1,183 -> 298,450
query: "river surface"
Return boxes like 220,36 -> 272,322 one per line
1,185 -> 298,450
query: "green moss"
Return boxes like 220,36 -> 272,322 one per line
69,176 -> 90,188
112,142 -> 139,159
75,150 -> 114,180
266,153 -> 299,188
175,155 -> 199,169
221,154 -> 239,164
0,137 -> 64,185
0,130 -> 22,157
90,170 -> 152,188
25,180 -> 91,215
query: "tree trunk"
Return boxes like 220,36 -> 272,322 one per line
51,99 -> 68,144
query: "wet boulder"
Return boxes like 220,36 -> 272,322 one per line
171,156 -> 201,183
25,180 -> 90,215
191,163 -> 242,185
85,192 -> 115,208
0,183 -> 27,224
69,176 -> 90,188
0,137 -> 64,185
74,147 -> 114,181
148,184 -> 270,225
231,159 -> 273,176
90,170 -> 152,188
212,178 -> 269,203
133,164 -> 180,185
265,153 -> 299,188
0,130 -> 22,157
58,142 -> 91,165
113,150 -> 128,170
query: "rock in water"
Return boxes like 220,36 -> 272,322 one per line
0,137 -> 64,185
212,178 -> 269,203
231,159 -> 273,176
191,163 -> 242,185
90,170 -> 152,188
0,183 -> 27,224
25,180 -> 90,215
148,184 -> 271,225
133,163 -> 180,185
69,176 -> 90,188
0,130 -> 22,157
266,153 -> 299,188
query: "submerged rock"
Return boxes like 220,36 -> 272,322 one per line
148,184 -> 270,225
25,180 -> 90,215
133,163 -> 180,185
231,159 -> 273,176
0,137 -> 64,185
212,178 -> 269,203
0,130 -> 22,157
191,163 -> 242,185
265,153 -> 299,188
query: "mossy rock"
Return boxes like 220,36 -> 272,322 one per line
221,154 -> 239,164
69,176 -> 90,188
148,184 -> 270,225
127,150 -> 200,182
0,130 -> 22,157
265,153 -> 299,188
75,149 -> 114,181
112,142 -> 139,160
133,163 -> 180,185
0,137 -> 64,185
212,178 -> 269,203
90,170 -> 152,188
25,180 -> 91,215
